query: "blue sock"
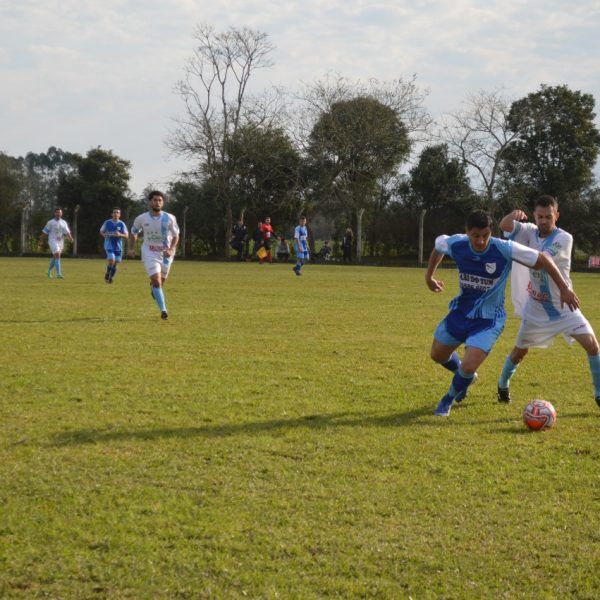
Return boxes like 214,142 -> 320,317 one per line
498,355 -> 519,389
48,258 -> 55,272
588,354 -> 600,397
442,352 -> 461,373
152,286 -> 166,312
296,259 -> 303,271
55,258 -> 61,275
448,367 -> 474,400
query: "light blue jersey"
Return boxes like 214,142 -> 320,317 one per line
294,225 -> 309,259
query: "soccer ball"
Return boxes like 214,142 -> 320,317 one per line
523,399 -> 557,430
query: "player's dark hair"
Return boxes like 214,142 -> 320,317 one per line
465,210 -> 493,230
299,215 -> 306,220
112,207 -> 121,212
148,190 -> 165,201
534,195 -> 558,210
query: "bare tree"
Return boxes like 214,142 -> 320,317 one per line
440,89 -> 520,212
169,24 -> 277,255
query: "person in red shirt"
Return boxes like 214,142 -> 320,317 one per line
260,216 -> 275,264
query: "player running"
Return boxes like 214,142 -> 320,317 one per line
497,196 -> 600,407
100,208 -> 128,284
425,210 -> 579,417
293,215 -> 309,276
40,207 -> 73,279
128,191 -> 179,320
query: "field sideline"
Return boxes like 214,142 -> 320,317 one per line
1,257 -> 600,598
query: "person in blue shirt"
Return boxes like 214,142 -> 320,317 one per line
293,215 -> 309,276
425,210 -> 580,417
100,208 -> 128,283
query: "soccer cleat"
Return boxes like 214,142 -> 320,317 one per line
161,311 -> 168,320
57,274 -> 64,279
293,266 -> 301,276
108,277 -> 113,284
434,394 -> 454,417
105,272 -> 110,283
497,386 -> 511,403
454,372 -> 478,404
47,271 -> 53,278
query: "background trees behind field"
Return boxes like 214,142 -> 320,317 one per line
2,25 -> 600,259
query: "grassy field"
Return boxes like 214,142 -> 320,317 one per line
1,257 -> 600,598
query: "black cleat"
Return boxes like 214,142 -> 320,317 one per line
105,272 -> 110,283
161,311 -> 168,320
497,386 -> 511,403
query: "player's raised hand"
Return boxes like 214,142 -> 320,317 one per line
512,209 -> 528,222
560,288 -> 580,312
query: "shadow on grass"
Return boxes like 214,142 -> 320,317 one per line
47,406 -> 435,446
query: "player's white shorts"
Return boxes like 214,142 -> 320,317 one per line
49,240 -> 64,254
516,311 -> 594,349
141,246 -> 174,278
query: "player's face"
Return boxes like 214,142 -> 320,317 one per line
467,226 -> 492,252
54,209 -> 62,219
112,209 -> 120,220
533,205 -> 558,237
300,218 -> 306,226
150,195 -> 164,212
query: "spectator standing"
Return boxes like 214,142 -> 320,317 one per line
276,237 -> 290,261
231,218 -> 247,261
342,228 -> 353,263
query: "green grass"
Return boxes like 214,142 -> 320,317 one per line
1,257 -> 600,598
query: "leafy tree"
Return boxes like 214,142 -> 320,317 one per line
503,84 -> 600,210
56,148 -> 132,254
307,96 -> 411,261
0,153 -> 23,252
225,125 -> 303,226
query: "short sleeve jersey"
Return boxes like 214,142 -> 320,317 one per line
294,225 -> 308,252
100,219 -> 128,254
131,211 -> 179,252
506,222 -> 576,323
43,218 -> 71,244
261,223 -> 274,241
435,234 -> 539,320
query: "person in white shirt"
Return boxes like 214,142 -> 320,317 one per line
40,207 -> 73,279
128,191 -> 180,320
497,195 -> 600,407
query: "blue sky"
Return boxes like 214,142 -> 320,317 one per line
2,0 -> 599,194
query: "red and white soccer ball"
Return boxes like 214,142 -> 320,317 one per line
523,399 -> 557,430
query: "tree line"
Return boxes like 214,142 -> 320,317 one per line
2,24 -> 600,260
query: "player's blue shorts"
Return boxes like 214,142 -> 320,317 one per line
105,250 -> 123,262
296,251 -> 309,260
434,309 -> 505,354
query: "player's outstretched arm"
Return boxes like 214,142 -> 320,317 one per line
534,252 -> 580,311
499,209 -> 528,233
425,249 -> 445,293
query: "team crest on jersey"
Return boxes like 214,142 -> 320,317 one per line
485,262 -> 497,274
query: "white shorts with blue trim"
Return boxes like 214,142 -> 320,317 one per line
515,311 -> 594,349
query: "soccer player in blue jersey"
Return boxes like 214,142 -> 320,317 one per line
425,210 -> 580,417
100,208 -> 128,283
293,215 -> 309,276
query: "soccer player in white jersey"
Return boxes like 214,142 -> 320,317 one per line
426,210 -> 579,417
497,195 -> 600,407
40,207 -> 73,279
293,215 -> 309,276
128,191 -> 180,320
